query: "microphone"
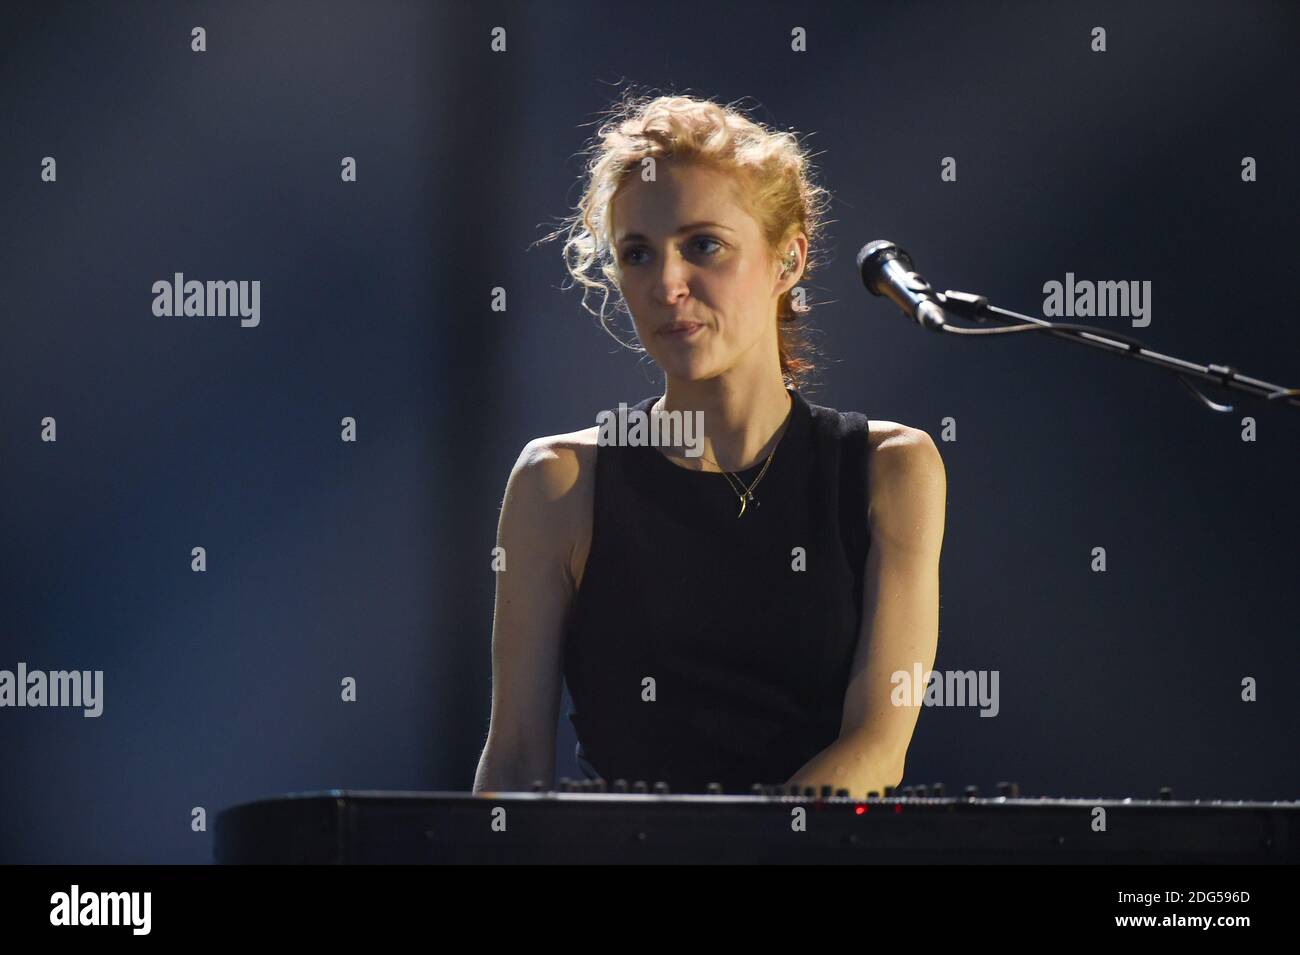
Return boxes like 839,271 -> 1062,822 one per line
857,240 -> 947,331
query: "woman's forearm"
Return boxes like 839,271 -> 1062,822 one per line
473,742 -> 553,794
783,728 -> 905,797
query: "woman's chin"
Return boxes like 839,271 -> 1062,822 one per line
655,356 -> 717,383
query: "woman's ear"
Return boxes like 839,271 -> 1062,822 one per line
775,233 -> 809,293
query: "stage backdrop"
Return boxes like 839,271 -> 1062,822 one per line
1,0 -> 1296,862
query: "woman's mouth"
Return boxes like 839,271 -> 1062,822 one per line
657,321 -> 703,339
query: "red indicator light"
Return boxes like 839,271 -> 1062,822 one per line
854,805 -> 866,815
893,803 -> 903,814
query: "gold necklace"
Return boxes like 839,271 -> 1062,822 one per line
652,397 -> 783,518
700,446 -> 777,518
712,449 -> 769,519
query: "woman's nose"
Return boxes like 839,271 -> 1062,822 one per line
651,253 -> 690,304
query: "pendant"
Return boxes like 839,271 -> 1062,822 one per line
736,490 -> 756,519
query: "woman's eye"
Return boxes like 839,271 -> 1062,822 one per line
620,237 -> 722,266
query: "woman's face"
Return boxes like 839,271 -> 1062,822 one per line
609,160 -> 800,383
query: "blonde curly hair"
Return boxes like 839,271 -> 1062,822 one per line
538,90 -> 833,388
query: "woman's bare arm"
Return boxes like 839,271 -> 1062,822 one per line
472,433 -> 593,793
786,423 -> 946,795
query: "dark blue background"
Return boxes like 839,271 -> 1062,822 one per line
1,0 -> 1296,862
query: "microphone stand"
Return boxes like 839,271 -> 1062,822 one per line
928,289 -> 1300,414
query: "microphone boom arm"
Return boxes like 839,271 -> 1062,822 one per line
930,288 -> 1300,414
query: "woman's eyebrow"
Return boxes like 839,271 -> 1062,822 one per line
616,221 -> 735,243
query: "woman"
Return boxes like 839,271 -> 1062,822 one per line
474,93 -> 945,796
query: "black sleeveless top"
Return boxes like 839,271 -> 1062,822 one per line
562,387 -> 873,794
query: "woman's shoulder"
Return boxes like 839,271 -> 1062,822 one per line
513,426 -> 600,498
503,428 -> 600,585
860,420 -> 946,540
802,395 -> 933,454
802,398 -> 943,506
805,404 -> 947,546
866,419 -> 936,455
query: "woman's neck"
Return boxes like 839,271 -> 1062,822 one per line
653,370 -> 794,472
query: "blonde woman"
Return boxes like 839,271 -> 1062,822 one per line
475,93 -> 946,796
